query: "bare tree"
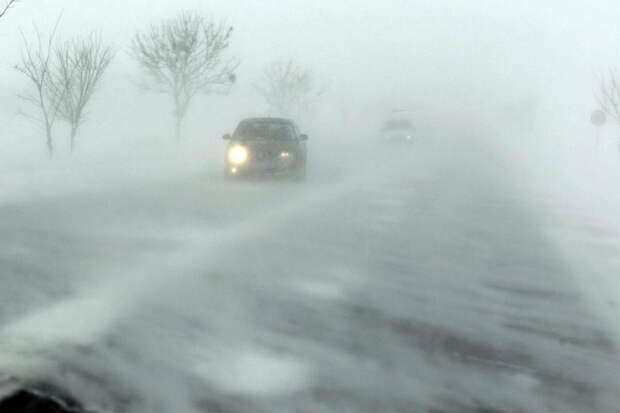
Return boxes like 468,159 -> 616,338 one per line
255,60 -> 324,119
596,68 -> 620,124
0,0 -> 17,20
131,11 -> 238,141
52,34 -> 114,152
15,21 -> 62,157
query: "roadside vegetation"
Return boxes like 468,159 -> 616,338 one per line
5,4 -> 320,157
0,0 -> 17,20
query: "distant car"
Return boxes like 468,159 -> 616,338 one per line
381,119 -> 416,143
223,117 -> 308,179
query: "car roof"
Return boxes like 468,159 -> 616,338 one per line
239,117 -> 294,124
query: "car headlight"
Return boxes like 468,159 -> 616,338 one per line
228,145 -> 248,165
279,151 -> 291,159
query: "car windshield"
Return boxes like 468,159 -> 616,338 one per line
235,121 -> 294,139
383,119 -> 413,130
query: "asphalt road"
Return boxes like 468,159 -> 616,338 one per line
0,134 -> 619,412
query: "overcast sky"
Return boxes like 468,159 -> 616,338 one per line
2,1 -> 620,159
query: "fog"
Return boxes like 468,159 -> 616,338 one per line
1,1 -> 620,412
2,1 -> 619,159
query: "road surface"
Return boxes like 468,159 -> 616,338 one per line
0,132 -> 619,412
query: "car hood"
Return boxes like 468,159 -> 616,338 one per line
232,139 -> 296,152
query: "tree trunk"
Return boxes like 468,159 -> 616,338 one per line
70,126 -> 77,153
45,126 -> 53,158
174,94 -> 189,143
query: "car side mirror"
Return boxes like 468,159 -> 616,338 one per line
299,134 -> 309,141
223,133 -> 231,140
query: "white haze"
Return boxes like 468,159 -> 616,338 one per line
1,1 -> 619,160
1,1 -> 620,413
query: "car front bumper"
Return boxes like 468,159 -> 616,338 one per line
226,159 -> 297,178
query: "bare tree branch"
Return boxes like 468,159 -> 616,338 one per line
254,60 -> 325,119
14,18 -> 62,157
131,10 -> 238,141
0,0 -> 18,20
51,33 -> 114,152
596,67 -> 620,124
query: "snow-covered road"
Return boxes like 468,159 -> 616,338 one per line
1,132 -> 619,412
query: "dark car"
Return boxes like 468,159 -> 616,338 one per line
381,119 -> 416,143
223,118 -> 308,179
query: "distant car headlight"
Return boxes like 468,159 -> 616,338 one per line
228,145 -> 248,165
279,151 -> 291,159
